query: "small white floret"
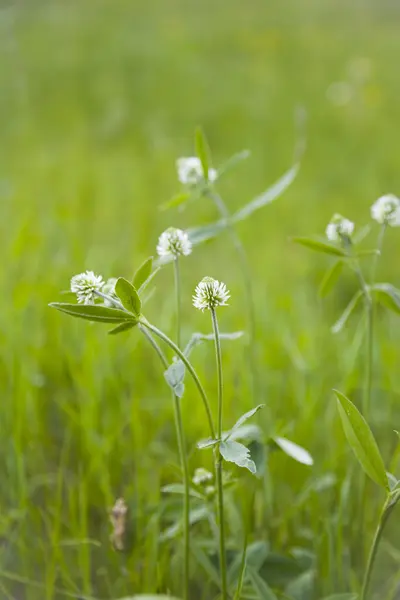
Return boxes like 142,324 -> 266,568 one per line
371,194 -> 400,226
156,227 -> 192,259
176,156 -> 217,186
70,270 -> 104,304
193,277 -> 230,311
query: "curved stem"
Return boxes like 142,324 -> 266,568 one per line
211,308 -> 227,600
174,258 -> 181,349
139,324 -> 190,600
139,319 -> 216,439
361,495 -> 395,600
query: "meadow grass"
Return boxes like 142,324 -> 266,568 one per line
2,0 -> 400,598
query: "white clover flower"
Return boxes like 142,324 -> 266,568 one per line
156,227 -> 192,259
70,270 -> 104,304
193,277 -> 230,311
176,157 -> 217,186
325,214 -> 355,242
102,277 -> 118,307
192,467 -> 213,486
371,194 -> 400,226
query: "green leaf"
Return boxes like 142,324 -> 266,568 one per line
138,266 -> 161,294
370,283 -> 400,315
159,192 -> 191,211
161,484 -> 204,499
292,237 -> 347,257
356,249 -> 380,259
160,506 -> 208,541
217,149 -> 251,180
49,302 -> 135,324
115,278 -> 141,316
195,126 -> 210,182
233,537 -> 248,600
108,321 -> 138,335
318,595 -> 358,600
133,257 -> 153,291
219,440 -> 256,474
188,220 -> 227,246
184,330 -> 244,357
248,568 -> 278,600
226,405 -> 265,440
331,290 -> 363,334
232,163 -> 299,222
191,543 -> 221,588
197,437 -> 219,450
227,424 -> 263,442
318,261 -> 344,298
117,596 -> 183,600
334,389 -> 389,490
164,360 -> 185,398
273,437 -> 313,466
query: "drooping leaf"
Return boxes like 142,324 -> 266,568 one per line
115,278 -> 141,316
334,389 -> 389,490
273,437 -> 313,466
370,283 -> 400,315
49,302 -> 135,324
219,440 -> 256,474
217,149 -> 251,180
331,290 -> 363,334
195,126 -> 210,182
184,331 -> 244,357
164,360 -> 185,398
133,257 -> 153,291
248,568 -> 278,600
233,163 -> 299,223
225,405 -> 265,440
159,192 -> 191,211
319,261 -> 344,298
161,484 -> 204,499
292,237 -> 347,257
108,321 -> 138,335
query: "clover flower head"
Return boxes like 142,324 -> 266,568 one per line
371,194 -> 400,226
156,227 -> 192,259
325,213 -> 355,242
192,467 -> 213,486
102,277 -> 118,307
193,277 -> 230,311
176,156 -> 217,186
70,270 -> 104,304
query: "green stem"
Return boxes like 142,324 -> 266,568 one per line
211,307 -> 227,600
139,319 -> 216,439
371,223 -> 387,285
139,325 -> 190,600
174,257 -> 181,349
207,190 -> 258,400
361,495 -> 396,600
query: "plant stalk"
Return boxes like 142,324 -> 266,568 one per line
211,307 -> 228,600
174,257 -> 182,349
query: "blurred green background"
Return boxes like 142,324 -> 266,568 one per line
1,0 -> 400,598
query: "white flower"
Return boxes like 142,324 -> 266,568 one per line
156,227 -> 192,259
325,214 -> 355,242
102,277 -> 118,307
192,468 -> 213,486
70,270 -> 104,304
371,194 -> 400,226
176,157 -> 217,186
193,277 -> 230,311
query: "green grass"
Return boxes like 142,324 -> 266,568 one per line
1,0 -> 400,598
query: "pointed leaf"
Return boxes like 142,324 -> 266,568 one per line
138,266 -> 160,294
133,257 -> 153,291
217,149 -> 251,180
227,424 -> 263,442
356,249 -> 380,259
319,261 -> 344,298
161,484 -> 204,499
226,405 -> 265,440
195,126 -> 210,182
188,220 -> 227,246
118,595 -> 183,600
370,283 -> 400,315
108,321 -> 138,335
49,302 -> 135,324
248,568 -> 278,600
233,537 -> 248,600
319,595 -> 358,600
115,278 -> 141,316
274,437 -> 313,466
233,163 -> 299,222
197,437 -> 219,450
164,360 -> 185,398
159,192 -> 191,211
292,237 -> 347,257
334,389 -> 389,490
331,290 -> 363,334
219,440 -> 256,474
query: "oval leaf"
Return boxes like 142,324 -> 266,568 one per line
274,436 -> 313,466
115,278 -> 141,316
226,404 -> 265,440
370,283 -> 400,315
331,290 -> 363,334
292,237 -> 347,257
49,302 -> 135,324
334,389 -> 389,490
108,321 -> 138,335
133,257 -> 153,291
319,260 -> 344,298
164,360 -> 185,399
219,440 -> 256,474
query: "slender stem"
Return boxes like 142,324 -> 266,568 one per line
139,324 -> 190,600
139,319 -> 216,439
361,495 -> 396,600
207,190 -> 258,400
174,258 -> 181,349
371,223 -> 387,285
211,308 -> 227,600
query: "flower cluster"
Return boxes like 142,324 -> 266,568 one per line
325,214 -> 355,243
176,157 -> 217,186
70,271 -> 104,305
193,277 -> 230,311
157,227 -> 192,259
192,467 -> 213,486
371,194 -> 400,227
